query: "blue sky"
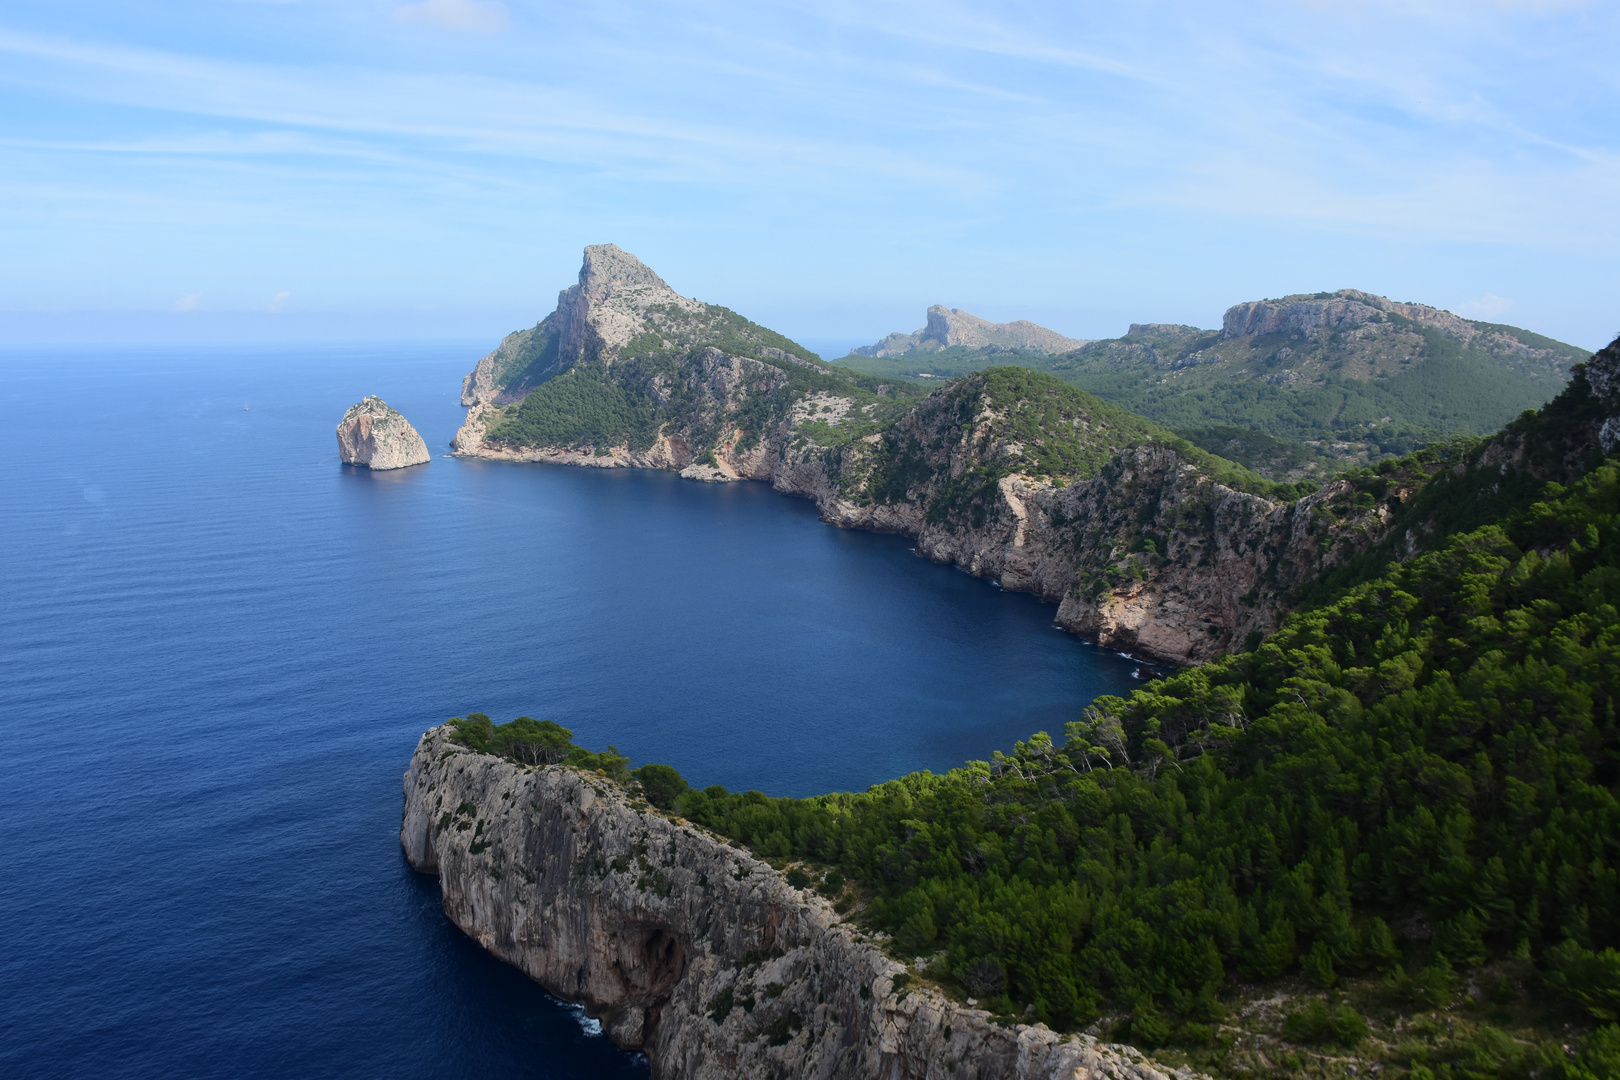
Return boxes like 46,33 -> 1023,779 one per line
1,0 -> 1616,351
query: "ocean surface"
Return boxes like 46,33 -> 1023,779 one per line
0,342 -> 1145,1078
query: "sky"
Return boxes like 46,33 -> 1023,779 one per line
1,0 -> 1616,351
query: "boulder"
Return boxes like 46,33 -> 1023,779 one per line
336,396 -> 430,470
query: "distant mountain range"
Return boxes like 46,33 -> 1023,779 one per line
839,290 -> 1589,478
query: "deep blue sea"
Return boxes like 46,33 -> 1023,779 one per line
0,342 -> 1144,1078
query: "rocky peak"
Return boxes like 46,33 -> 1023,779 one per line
555,243 -> 705,367
855,306 -> 1086,357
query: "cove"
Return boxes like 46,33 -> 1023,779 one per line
0,343 -> 1143,1079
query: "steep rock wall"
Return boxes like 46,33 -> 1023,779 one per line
335,396 -> 431,470
402,726 -> 1191,1080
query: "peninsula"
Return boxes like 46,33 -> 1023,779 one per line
447,245 -> 1588,665
411,330 -> 1620,1079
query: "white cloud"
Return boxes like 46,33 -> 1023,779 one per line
269,290 -> 290,312
174,292 -> 200,311
392,0 -> 509,33
1456,292 -> 1515,319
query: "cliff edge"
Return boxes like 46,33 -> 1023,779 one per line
401,725 -> 1192,1080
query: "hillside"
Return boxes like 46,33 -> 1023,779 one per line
642,333 -> 1620,1080
436,248 -> 1620,1077
455,248 -> 1588,666
837,290 -> 1590,480
453,246 -> 1421,664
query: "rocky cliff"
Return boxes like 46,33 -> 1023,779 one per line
335,396 -> 430,470
445,248 -> 1407,665
402,725 -> 1192,1080
1042,289 -> 1587,477
790,379 -> 1401,664
445,249 -> 1614,664
855,306 -> 1087,358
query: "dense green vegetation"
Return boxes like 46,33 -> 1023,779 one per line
483,323 -> 563,398
656,458 -> 1620,1073
448,713 -> 630,776
487,363 -> 664,452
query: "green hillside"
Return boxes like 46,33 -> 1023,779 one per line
456,335 -> 1620,1079
837,293 -> 1589,481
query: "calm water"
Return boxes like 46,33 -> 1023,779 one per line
0,343 -> 1142,1078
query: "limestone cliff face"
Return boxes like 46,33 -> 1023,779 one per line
402,726 -> 1191,1080
1213,288 -> 1575,382
855,306 -> 1087,357
335,396 -> 430,470
789,412 -> 1397,665
461,244 -> 700,409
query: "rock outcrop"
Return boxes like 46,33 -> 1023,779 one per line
461,244 -> 706,409
788,395 -> 1399,665
855,306 -> 1087,358
336,396 -> 431,470
402,726 -> 1192,1080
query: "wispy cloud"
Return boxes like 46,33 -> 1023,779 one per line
1457,293 -> 1515,319
0,1 -> 1614,344
392,0 -> 509,34
0,26 -> 984,195
174,293 -> 200,311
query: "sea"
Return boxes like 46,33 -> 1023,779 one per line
0,342 -> 1146,1079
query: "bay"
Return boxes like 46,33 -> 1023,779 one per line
0,342 -> 1142,1078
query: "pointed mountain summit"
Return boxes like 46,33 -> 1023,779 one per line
461,244 -> 815,408
451,245 -> 834,459
854,305 -> 1087,357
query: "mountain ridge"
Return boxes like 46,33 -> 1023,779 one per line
838,289 -> 1589,479
449,247 -> 1420,664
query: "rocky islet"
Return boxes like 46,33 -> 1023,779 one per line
336,396 -> 431,470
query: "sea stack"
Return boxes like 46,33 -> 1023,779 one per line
336,396 -> 431,470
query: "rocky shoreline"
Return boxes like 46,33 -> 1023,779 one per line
453,395 -> 1393,667
401,725 -> 1196,1080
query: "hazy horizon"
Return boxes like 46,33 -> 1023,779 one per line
2,1 -> 1617,350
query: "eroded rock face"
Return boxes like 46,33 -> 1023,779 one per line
336,396 -> 430,470
402,726 -> 1191,1080
795,438 -> 1397,665
461,244 -> 708,410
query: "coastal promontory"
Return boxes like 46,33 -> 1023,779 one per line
336,396 -> 431,470
401,723 -> 1183,1080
